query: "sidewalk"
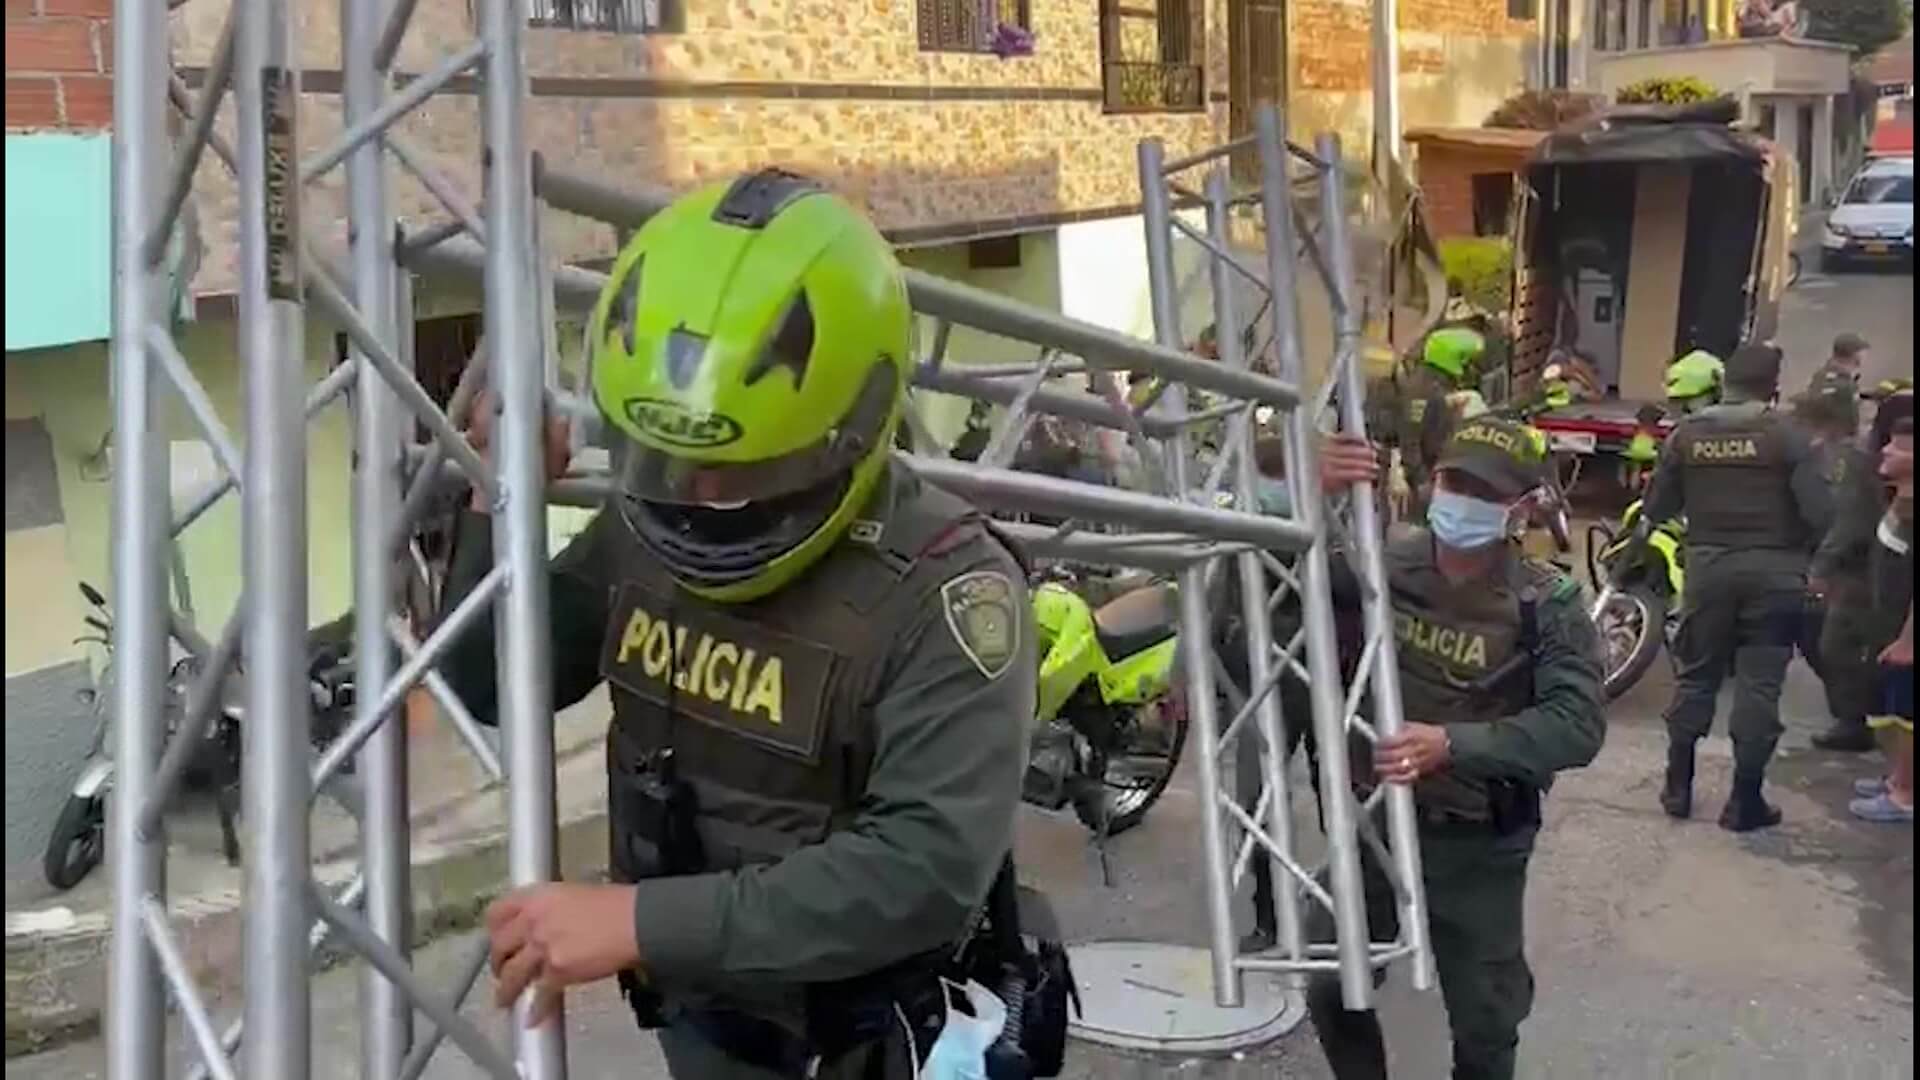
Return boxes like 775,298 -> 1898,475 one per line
3,692 -> 615,1057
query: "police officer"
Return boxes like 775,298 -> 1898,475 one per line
1796,377 -> 1876,750
1802,331 -> 1870,397
1643,343 -> 1834,830
1376,326 -> 1488,520
447,172 -> 1036,1078
1304,418 -> 1606,1080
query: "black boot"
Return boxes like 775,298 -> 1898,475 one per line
1811,717 -> 1876,753
1660,739 -> 1696,819
1719,745 -> 1783,832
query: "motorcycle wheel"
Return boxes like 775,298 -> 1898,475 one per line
1599,585 -> 1667,702
43,793 -> 106,892
1073,693 -> 1189,837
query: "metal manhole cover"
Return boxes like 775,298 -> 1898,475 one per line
1066,941 -> 1306,1055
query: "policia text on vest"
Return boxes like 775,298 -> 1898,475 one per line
437,468 -> 1061,1078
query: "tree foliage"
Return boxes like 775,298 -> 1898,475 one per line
1803,0 -> 1910,56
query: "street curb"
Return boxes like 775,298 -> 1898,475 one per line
3,804 -> 610,1058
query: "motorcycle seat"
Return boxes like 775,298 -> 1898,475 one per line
1093,585 -> 1178,661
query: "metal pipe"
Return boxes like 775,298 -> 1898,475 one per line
396,217 -> 467,260
1212,164 -> 1308,985
106,0 -> 171,1071
343,0 -> 415,1064
170,355 -> 356,538
136,610 -> 244,841
389,133 -> 487,243
1140,138 -> 1242,1008
304,260 -> 497,497
907,455 -> 1315,551
145,4 -> 237,267
391,623 -> 505,781
1160,135 -> 1257,176
912,366 -> 1175,437
1371,0 -> 1401,171
395,936 -> 495,1080
312,564 -> 505,790
141,900 -> 240,1080
309,884 -> 519,1079
1318,131 -> 1432,992
479,4 -> 568,1066
236,0 -> 314,1067
186,874 -> 369,1080
148,325 -> 244,481
1257,105 -> 1373,1009
529,160 -> 1301,408
373,0 -> 422,71
299,39 -> 488,186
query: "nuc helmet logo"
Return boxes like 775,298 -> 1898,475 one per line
623,398 -> 744,448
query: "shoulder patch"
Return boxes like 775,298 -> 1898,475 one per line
941,570 -> 1020,680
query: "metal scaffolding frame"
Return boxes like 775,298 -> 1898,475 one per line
105,0 -> 1428,1073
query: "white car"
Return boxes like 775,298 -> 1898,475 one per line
1822,156 -> 1914,271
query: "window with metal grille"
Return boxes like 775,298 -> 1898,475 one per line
917,1 -> 1033,53
1100,0 -> 1206,113
523,0 -> 676,33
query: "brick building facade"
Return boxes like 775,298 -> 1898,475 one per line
4,0 -> 113,131
161,0 -> 1547,297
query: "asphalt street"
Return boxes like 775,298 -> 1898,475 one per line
8,266 -> 1911,1079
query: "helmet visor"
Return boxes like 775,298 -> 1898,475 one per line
613,364 -> 897,508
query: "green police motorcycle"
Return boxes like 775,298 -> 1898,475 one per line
1022,568 -> 1188,837
1586,500 -> 1686,700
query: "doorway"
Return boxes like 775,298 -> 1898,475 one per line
1228,0 -> 1287,183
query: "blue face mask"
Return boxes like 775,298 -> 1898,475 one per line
1427,488 -> 1513,550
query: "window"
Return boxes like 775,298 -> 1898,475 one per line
1842,174 -> 1914,206
1100,0 -> 1206,113
1472,173 -> 1515,236
917,1 -> 1033,53
526,0 -> 675,33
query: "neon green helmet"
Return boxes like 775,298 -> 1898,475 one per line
1665,350 -> 1724,406
589,170 -> 911,603
1421,327 -> 1486,381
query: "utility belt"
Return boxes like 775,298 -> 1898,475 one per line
1416,779 -> 1541,837
609,749 -> 1077,1078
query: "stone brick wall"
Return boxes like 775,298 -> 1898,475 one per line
160,0 -> 1538,296
1415,141 -> 1534,238
4,0 -> 113,131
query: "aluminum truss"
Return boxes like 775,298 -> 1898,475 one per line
108,0 -> 1422,1071
112,0 -> 554,1077
1137,114 -> 1435,1011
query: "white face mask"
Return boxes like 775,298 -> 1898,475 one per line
917,979 -> 1008,1080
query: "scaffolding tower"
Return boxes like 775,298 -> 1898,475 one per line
105,0 -> 1431,1075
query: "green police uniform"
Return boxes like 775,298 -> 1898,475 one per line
1643,347 -> 1833,829
439,464 -> 1033,1078
1304,420 -> 1605,1080
441,171 -> 1046,1078
1812,438 -> 1890,747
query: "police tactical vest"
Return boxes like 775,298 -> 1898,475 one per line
1396,363 -> 1457,476
1669,403 -> 1805,549
1385,528 -> 1542,820
596,465 -> 1022,1040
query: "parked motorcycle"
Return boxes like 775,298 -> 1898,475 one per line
42,585 -> 358,892
1585,501 -> 1685,701
1022,567 -> 1188,838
